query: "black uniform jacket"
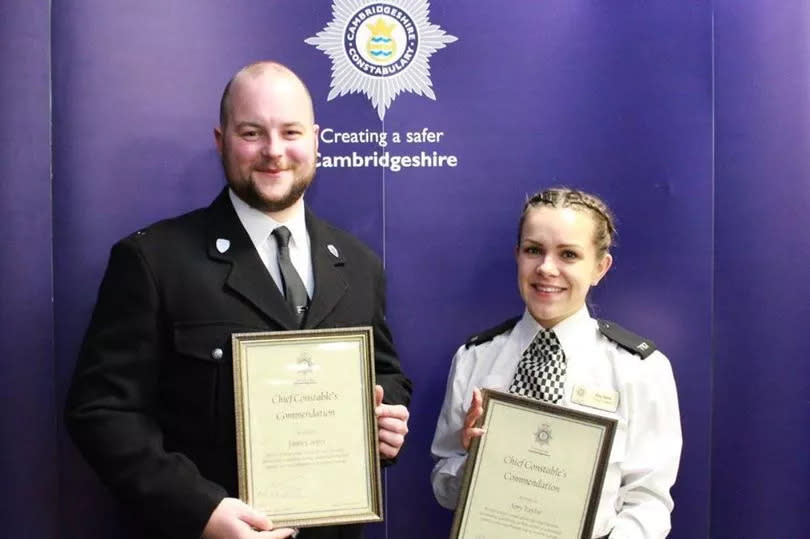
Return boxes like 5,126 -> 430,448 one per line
65,189 -> 412,539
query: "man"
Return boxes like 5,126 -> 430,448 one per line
65,61 -> 412,539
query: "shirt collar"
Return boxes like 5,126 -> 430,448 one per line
229,188 -> 308,249
514,304 -> 596,356
551,305 -> 597,355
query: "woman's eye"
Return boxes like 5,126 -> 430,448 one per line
562,250 -> 579,260
524,246 -> 541,255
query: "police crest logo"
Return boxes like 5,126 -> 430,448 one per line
295,352 -> 316,384
530,423 -> 553,456
364,17 -> 399,65
306,0 -> 457,119
534,424 -> 552,446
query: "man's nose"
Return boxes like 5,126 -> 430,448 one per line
261,133 -> 283,158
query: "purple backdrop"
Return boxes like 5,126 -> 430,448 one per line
0,1 -> 58,538
2,1 -> 807,538
383,4 -> 712,538
712,1 -> 810,537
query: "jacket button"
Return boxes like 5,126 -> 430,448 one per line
211,348 -> 223,360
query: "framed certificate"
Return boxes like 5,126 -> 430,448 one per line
231,327 -> 382,528
451,389 -> 616,539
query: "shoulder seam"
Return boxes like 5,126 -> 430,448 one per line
597,319 -> 656,359
465,316 -> 521,349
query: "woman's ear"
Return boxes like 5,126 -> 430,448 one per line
591,253 -> 613,286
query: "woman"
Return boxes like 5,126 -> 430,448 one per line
430,188 -> 682,538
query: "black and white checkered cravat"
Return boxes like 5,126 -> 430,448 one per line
508,328 -> 567,403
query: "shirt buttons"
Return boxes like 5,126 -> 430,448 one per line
211,348 -> 223,360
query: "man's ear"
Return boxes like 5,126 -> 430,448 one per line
214,126 -> 224,156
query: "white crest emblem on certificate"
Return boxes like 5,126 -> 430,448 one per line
305,0 -> 458,120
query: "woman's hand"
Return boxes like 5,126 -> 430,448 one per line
461,388 -> 486,450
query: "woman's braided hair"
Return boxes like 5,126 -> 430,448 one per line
517,187 -> 616,258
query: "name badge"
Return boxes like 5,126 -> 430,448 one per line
571,384 -> 619,413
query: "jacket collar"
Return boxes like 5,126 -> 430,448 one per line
303,207 -> 348,328
204,188 -> 348,329
205,188 -> 298,329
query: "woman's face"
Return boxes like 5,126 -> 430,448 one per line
516,206 -> 612,328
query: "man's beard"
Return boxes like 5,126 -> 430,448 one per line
226,161 -> 316,214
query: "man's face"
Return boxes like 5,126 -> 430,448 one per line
215,72 -> 319,215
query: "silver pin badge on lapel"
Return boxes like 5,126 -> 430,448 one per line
327,244 -> 339,258
216,238 -> 231,254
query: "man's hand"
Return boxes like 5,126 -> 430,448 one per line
202,498 -> 297,538
461,387 -> 485,450
374,385 -> 410,459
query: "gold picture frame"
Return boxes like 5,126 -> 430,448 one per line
451,389 -> 616,539
232,326 -> 382,528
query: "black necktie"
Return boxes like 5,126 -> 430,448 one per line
508,328 -> 567,403
271,226 -> 309,326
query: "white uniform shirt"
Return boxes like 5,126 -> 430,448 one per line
229,189 -> 314,298
430,306 -> 682,539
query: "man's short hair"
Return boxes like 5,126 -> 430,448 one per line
218,61 -> 314,127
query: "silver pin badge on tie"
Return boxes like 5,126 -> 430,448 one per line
215,238 -> 230,254
327,244 -> 339,258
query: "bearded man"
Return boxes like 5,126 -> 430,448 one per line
65,61 -> 412,539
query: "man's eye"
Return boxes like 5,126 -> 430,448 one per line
285,130 -> 302,138
241,130 -> 258,138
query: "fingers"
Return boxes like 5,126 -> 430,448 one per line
377,408 -> 409,439
203,497 -> 274,539
378,440 -> 401,459
377,415 -> 409,433
373,387 -> 411,459
378,415 -> 408,458
463,388 -> 484,428
378,421 -> 406,453
258,528 -> 297,538
374,384 -> 384,407
377,405 -> 409,458
461,426 -> 486,451
239,507 -> 271,532
461,388 -> 486,450
376,402 -> 409,421
472,387 -> 483,407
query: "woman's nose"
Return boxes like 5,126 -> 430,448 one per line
537,255 -> 558,275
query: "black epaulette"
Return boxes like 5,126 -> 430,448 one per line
597,319 -> 656,359
465,316 -> 521,349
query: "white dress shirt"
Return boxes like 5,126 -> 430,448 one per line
430,306 -> 682,539
229,189 -> 314,298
